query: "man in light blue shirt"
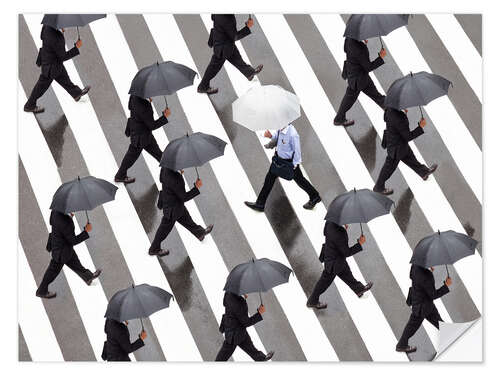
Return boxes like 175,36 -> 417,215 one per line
245,124 -> 321,211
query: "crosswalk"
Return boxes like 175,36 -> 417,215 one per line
18,13 -> 482,361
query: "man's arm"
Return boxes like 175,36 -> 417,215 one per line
422,277 -> 450,300
117,330 -> 144,354
290,131 -> 302,168
135,107 -> 168,131
396,117 -> 424,142
235,306 -> 263,328
54,37 -> 80,62
331,230 -> 363,258
61,222 -> 89,246
171,177 -> 200,203
357,47 -> 385,73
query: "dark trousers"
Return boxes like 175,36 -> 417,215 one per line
25,65 -> 82,108
115,139 -> 162,179
256,164 -> 319,206
308,265 -> 364,304
149,207 -> 205,251
198,47 -> 254,90
374,148 -> 429,190
334,76 -> 385,122
36,252 -> 93,294
215,332 -> 267,361
397,308 -> 442,347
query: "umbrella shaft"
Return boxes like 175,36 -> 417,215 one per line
85,210 -> 89,224
379,36 -> 383,49
195,166 -> 199,179
445,264 -> 449,278
140,317 -> 144,331
419,105 -> 423,118
164,96 -> 168,109
77,26 -> 80,40
259,291 -> 262,306
359,222 -> 364,236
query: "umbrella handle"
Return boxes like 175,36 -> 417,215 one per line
259,291 -> 262,306
140,317 -> 144,331
164,96 -> 168,109
359,222 -> 364,236
379,36 -> 384,50
445,264 -> 450,279
85,210 -> 90,224
77,26 -> 80,40
419,105 -> 424,119
195,166 -> 199,180
248,14 -> 252,20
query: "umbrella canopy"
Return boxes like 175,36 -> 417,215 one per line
41,14 -> 107,29
384,71 -> 452,111
159,132 -> 226,175
224,258 -> 293,304
129,61 -> 197,101
344,14 -> 409,44
410,230 -> 477,270
50,175 -> 117,216
232,85 -> 301,131
325,188 -> 394,232
104,284 -> 173,324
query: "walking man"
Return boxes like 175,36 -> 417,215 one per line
24,25 -> 90,114
149,168 -> 213,257
36,210 -> 101,299
216,292 -> 274,361
115,95 -> 171,184
396,265 -> 452,353
373,108 -> 437,195
197,14 -> 263,95
102,319 -> 147,361
245,124 -> 321,212
307,222 -> 373,309
334,38 -> 386,126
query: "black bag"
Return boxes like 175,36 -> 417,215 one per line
341,60 -> 348,80
318,243 -> 325,263
219,314 -> 226,333
208,28 -> 214,48
101,341 -> 108,361
406,287 -> 412,306
36,48 -> 42,67
269,130 -> 295,180
157,190 -> 163,210
125,118 -> 131,137
46,233 -> 53,252
381,130 -> 388,149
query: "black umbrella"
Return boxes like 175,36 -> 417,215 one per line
385,71 -> 452,118
410,230 -> 477,277
325,188 -> 394,235
159,132 -> 227,179
128,61 -> 197,108
223,258 -> 293,305
104,283 -> 173,330
41,14 -> 106,40
49,175 -> 118,223
344,14 -> 410,48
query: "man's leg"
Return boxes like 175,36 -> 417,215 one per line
227,47 -> 258,79
24,74 -> 53,110
198,53 -> 225,91
215,340 -> 237,361
115,144 -> 143,180
334,85 -> 360,123
337,265 -> 365,295
144,138 -> 163,163
256,168 -> 278,207
362,76 -> 386,109
238,333 -> 267,361
374,154 -> 400,192
65,252 -> 95,284
425,305 -> 443,330
36,259 -> 64,295
307,269 -> 335,305
53,65 -> 83,99
177,207 -> 206,239
397,313 -> 424,348
400,148 -> 431,179
149,214 -> 175,253
292,165 -> 321,206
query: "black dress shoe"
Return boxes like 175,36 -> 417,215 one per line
247,64 -> 264,81
357,281 -> 373,297
114,176 -> 136,184
396,345 -> 417,353
149,249 -> 170,257
303,196 -> 322,210
306,301 -> 327,309
422,164 -> 438,181
36,291 -> 57,299
24,105 -> 45,114
245,201 -> 264,212
75,86 -> 91,102
333,119 -> 355,126
86,269 -> 102,285
197,86 -> 219,95
373,187 -> 394,196
264,351 -> 274,361
197,224 -> 214,241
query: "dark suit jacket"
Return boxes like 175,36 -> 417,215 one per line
159,168 -> 199,220
384,108 -> 424,159
211,14 -> 251,59
39,26 -> 79,77
220,292 -> 262,345
408,264 -> 449,317
343,37 -> 384,91
125,95 -> 168,148
319,221 -> 363,274
49,210 -> 89,264
103,319 -> 144,361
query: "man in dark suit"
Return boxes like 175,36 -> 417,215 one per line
373,108 -> 437,195
149,168 -> 213,256
334,38 -> 386,126
24,25 -> 90,114
216,292 -> 274,361
102,319 -> 146,361
114,95 -> 171,184
396,265 -> 452,353
36,210 -> 101,299
307,222 -> 373,309
197,14 -> 263,95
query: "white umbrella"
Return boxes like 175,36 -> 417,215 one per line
232,85 -> 301,131
434,318 -> 482,361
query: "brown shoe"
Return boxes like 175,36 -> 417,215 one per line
115,176 -> 136,184
24,105 -> 45,114
333,119 -> 355,126
373,187 -> 394,196
396,345 -> 417,353
247,64 -> 263,81
197,86 -> 219,95
36,291 -> 57,299
197,224 -> 214,242
264,351 -> 274,361
306,301 -> 328,309
422,164 -> 438,181
149,249 -> 170,257
357,281 -> 373,297
75,86 -> 91,102
86,269 -> 102,286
